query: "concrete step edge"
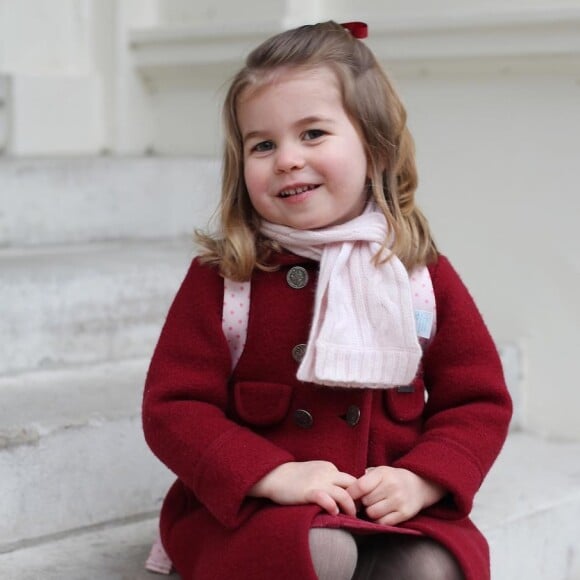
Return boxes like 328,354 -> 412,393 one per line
0,358 -> 150,450
0,156 -> 220,247
0,416 -> 172,548
0,357 -> 173,547
0,238 -> 193,376
0,515 -> 164,580
0,511 -> 158,556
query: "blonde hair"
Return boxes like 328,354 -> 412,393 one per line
196,21 -> 437,280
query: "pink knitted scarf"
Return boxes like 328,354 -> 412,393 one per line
261,209 -> 421,389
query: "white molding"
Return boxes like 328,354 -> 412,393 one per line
130,21 -> 283,73
369,8 -> 580,64
129,9 -> 580,76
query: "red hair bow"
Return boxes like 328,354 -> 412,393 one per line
341,21 -> 368,39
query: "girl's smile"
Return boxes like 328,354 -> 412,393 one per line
277,183 -> 320,199
237,67 -> 369,230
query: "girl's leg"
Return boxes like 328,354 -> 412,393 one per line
353,534 -> 464,580
308,528 -> 358,580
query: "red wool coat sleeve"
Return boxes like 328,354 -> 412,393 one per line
393,255 -> 513,517
142,258 -> 295,529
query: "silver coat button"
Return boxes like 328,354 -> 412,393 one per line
292,343 -> 307,363
294,409 -> 314,429
286,266 -> 309,289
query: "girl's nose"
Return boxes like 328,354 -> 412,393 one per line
274,143 -> 305,173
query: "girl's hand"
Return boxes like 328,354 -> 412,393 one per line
249,460 -> 357,516
347,466 -> 446,526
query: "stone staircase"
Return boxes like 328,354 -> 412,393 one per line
0,158 -> 215,576
0,158 -> 579,580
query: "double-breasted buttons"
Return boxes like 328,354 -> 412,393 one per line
286,266 -> 309,289
293,409 -> 313,429
345,405 -> 361,427
292,343 -> 307,363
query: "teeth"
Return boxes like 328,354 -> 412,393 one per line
279,185 -> 316,198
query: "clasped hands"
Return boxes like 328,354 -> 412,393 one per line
249,460 -> 446,526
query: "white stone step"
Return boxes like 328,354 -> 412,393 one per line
1,430 -> 578,579
0,157 -> 220,247
0,517 -> 164,580
0,358 -> 173,550
473,432 -> 580,580
0,239 -> 193,376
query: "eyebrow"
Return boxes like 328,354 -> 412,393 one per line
242,115 -> 334,143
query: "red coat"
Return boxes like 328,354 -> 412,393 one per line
142,253 -> 512,580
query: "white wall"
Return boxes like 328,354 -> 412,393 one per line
0,0 -> 159,155
400,68 -> 580,439
0,0 -> 90,74
158,0 -> 285,24
0,0 -> 102,154
156,0 -> 325,26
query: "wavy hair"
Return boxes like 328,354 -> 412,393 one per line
196,21 -> 437,280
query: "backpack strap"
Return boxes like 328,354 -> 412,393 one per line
222,277 -> 251,369
222,266 -> 436,370
409,265 -> 437,347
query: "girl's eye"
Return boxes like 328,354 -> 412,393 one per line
303,129 -> 325,141
251,140 -> 274,153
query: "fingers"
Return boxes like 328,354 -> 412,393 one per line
306,487 -> 356,516
335,471 -> 358,489
375,510 -> 407,526
330,470 -> 357,515
299,464 -> 429,525
298,464 -> 357,516
362,486 -> 421,526
364,498 -> 389,520
333,486 -> 357,516
362,496 -> 412,526
255,460 -> 359,515
307,490 -> 340,515
346,469 -> 381,501
306,481 -> 357,516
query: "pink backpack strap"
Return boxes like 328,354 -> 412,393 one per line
409,265 -> 437,347
145,535 -> 173,574
222,277 -> 251,369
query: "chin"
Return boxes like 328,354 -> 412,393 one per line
292,219 -> 331,231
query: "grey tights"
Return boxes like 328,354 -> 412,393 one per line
308,528 -> 464,580
308,528 -> 358,580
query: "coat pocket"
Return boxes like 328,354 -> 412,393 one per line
233,381 -> 293,427
383,378 -> 426,422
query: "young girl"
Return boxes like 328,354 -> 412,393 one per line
143,21 -> 512,580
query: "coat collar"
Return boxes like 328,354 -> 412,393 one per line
266,249 -> 317,268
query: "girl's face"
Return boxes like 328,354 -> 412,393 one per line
237,67 -> 369,230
